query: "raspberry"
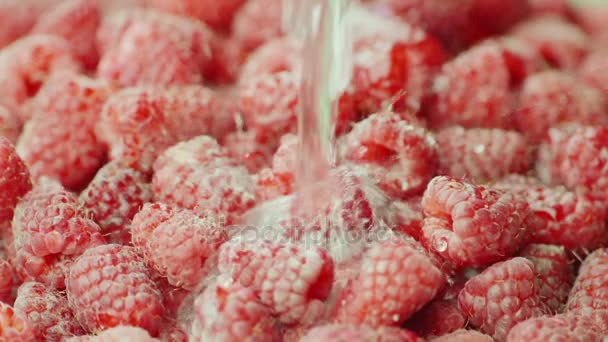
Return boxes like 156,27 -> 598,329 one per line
404,298 -> 466,338
66,244 -> 163,335
0,104 -> 20,144
0,1 -> 39,49
203,36 -> 248,84
218,239 -> 334,325
131,203 -> 227,289
13,281 -> 84,341
79,161 -> 152,245
537,126 -> 608,194
431,329 -> 494,342
0,302 -> 35,341
152,136 -> 256,223
427,41 -> 514,130
497,36 -> 545,86
515,71 -> 607,142
350,23 -> 446,116
223,131 -> 273,174
97,86 -> 236,173
494,175 -> 607,251
16,72 -> 111,190
506,314 -> 603,342
97,20 -> 203,88
143,0 -> 246,33
0,137 -> 31,228
435,127 -> 534,183
32,0 -> 101,69
238,38 -> 302,84
300,324 -> 421,342
421,176 -> 531,268
566,248 -> 608,312
458,257 -> 549,341
12,180 -> 105,288
238,71 -> 299,146
387,197 -> 424,240
580,49 -> 608,96
340,112 -> 438,199
368,0 -> 473,47
512,15 -> 590,69
520,244 -> 574,313
68,326 -> 160,342
333,240 -> 445,327
255,134 -> 298,201
231,0 -> 283,52
255,168 -> 293,202
191,280 -> 281,342
0,259 -> 14,304
468,0 -> 529,36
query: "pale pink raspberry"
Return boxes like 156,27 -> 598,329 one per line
218,240 -> 335,325
67,326 -> 160,342
66,244 -> 163,335
458,257 -> 550,341
0,301 -> 35,341
13,281 -> 84,341
520,244 -> 574,313
333,240 -> 446,327
432,329 -> 494,342
506,314 -> 603,342
300,324 -> 422,342
566,248 -> 608,313
130,202 -> 227,289
79,161 -> 152,244
152,136 -> 256,224
0,105 -> 20,144
190,280 -> 281,342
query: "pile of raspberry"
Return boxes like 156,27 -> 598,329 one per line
2,0 -> 608,341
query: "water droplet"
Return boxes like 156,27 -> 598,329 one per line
392,314 -> 400,322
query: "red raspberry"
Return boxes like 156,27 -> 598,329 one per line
238,38 -> 302,84
0,34 -> 80,107
223,131 -> 273,174
131,203 -> 227,289
333,240 -> 445,327
97,20 -> 203,88
340,112 -> 438,199
520,244 -> 574,313
238,71 -> 299,146
368,0 -> 473,51
497,36 -> 545,86
580,49 -> 608,96
143,0 -> 246,33
191,280 -> 281,342
97,86 -> 236,173
68,326 -> 160,342
494,175 -> 607,251
152,136 -> 256,223
436,126 -> 534,183
566,248 -> 608,313
0,302 -> 35,341
537,126 -> 608,194
506,314 -> 603,342
432,329 -> 494,342
0,259 -> 14,304
421,176 -> 531,268
404,298 -> 466,338
0,1 -> 40,49
350,22 -> 446,116
79,161 -> 152,245
32,0 -> 101,69
427,40 -> 515,129
66,244 -> 163,335
515,71 -> 607,142
231,0 -> 283,52
16,75 -> 110,191
0,137 -> 31,228
218,239 -> 334,325
0,104 -> 20,144
13,281 -> 84,341
387,197 -> 424,240
12,180 -> 105,288
512,15 -> 590,69
458,257 -> 549,341
300,324 -> 421,342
